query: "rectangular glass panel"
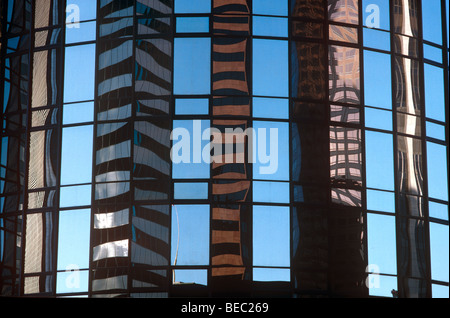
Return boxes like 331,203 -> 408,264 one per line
63,102 -> 94,125
365,107 -> 392,131
253,16 -> 288,37
171,205 -> 210,265
176,17 -> 209,33
429,223 -> 449,282
424,44 -> 443,63
64,44 -> 96,103
367,189 -> 395,213
65,20 -> 96,44
173,269 -> 207,285
253,39 -> 288,97
432,284 -> 449,298
427,142 -> 448,201
252,0 -> 288,16
252,97 -> 288,119
424,64 -> 445,121
174,38 -> 211,95
365,131 -> 394,191
253,205 -> 289,267
422,0 -> 443,45
56,270 -> 89,294
367,213 -> 397,275
67,0 -> 97,22
364,50 -> 392,109
252,121 -> 289,181
174,182 -> 208,200
57,209 -> 91,270
363,27 -> 390,51
429,201 -> 448,221
175,98 -> 209,115
60,185 -> 91,208
175,0 -> 211,13
253,268 -> 290,282
362,0 -> 390,30
61,125 -> 93,185
253,181 -> 289,203
368,274 -> 398,297
426,121 -> 446,141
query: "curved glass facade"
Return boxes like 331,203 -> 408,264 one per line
0,0 -> 448,298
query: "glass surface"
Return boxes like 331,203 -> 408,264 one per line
175,98 -> 209,115
171,205 -> 210,266
368,274 -> 398,297
252,97 -> 288,119
63,102 -> 94,125
253,0 -> 288,16
253,268 -> 290,282
172,120 -> 210,179
429,201 -> 448,221
176,17 -> 209,33
365,107 -> 392,131
422,0 -> 443,45
60,185 -> 92,208
60,125 -> 93,185
427,142 -> 448,201
175,0 -> 211,13
174,38 -> 211,95
429,222 -> 449,282
67,0 -> 97,22
423,44 -> 443,63
365,131 -> 394,191
253,181 -> 289,203
173,269 -> 207,285
174,182 -> 208,200
253,205 -> 290,267
424,64 -> 445,121
362,0 -> 390,30
367,189 -> 395,213
64,44 -> 96,103
253,39 -> 288,97
252,121 -> 289,181
432,284 -> 449,298
65,20 -> 96,44
363,27 -> 390,51
253,16 -> 288,37
364,50 -> 392,109
56,270 -> 89,294
367,213 -> 397,275
426,121 -> 446,141
57,209 -> 91,270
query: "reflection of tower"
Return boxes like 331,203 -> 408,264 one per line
91,0 -> 172,297
210,0 -> 251,295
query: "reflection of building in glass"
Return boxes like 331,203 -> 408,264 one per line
1,0 -> 448,298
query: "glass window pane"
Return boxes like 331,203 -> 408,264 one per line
175,98 -> 209,115
253,268 -> 290,282
63,102 -> 94,125
423,44 -> 443,63
426,121 -> 446,141
362,0 -> 390,30
252,121 -> 289,181
56,270 -> 89,294
64,44 -> 96,103
174,38 -> 211,95
429,223 -> 449,282
176,17 -> 209,33
172,120 -> 210,179
61,125 -> 93,185
174,182 -> 208,200
365,131 -> 394,191
424,64 -> 445,121
57,209 -> 91,270
67,0 -> 97,22
253,206 -> 289,267
364,50 -> 392,109
363,28 -> 390,51
429,201 -> 448,221
367,213 -> 397,275
365,107 -> 392,131
422,0 -> 443,44
253,181 -> 289,204
252,0 -> 288,16
171,205 -> 209,266
65,21 -> 96,44
173,269 -> 207,285
253,16 -> 288,37
432,284 -> 449,298
175,0 -> 211,13
427,142 -> 448,201
60,185 -> 92,208
253,39 -> 288,97
253,97 -> 288,119
367,189 -> 395,213
368,274 -> 398,297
